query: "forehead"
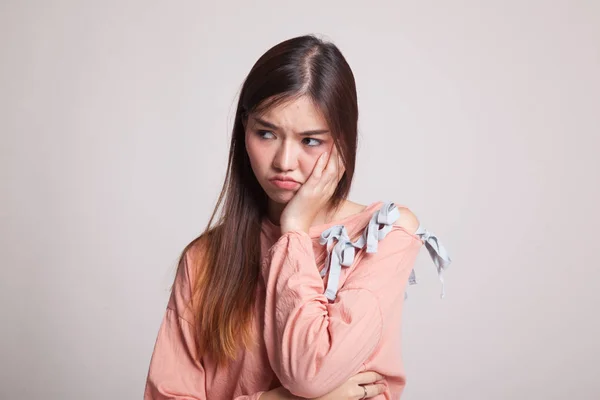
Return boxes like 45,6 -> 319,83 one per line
251,95 -> 328,129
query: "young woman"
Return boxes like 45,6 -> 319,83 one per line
144,34 -> 451,400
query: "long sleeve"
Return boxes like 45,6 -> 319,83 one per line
144,251 -> 266,400
261,226 -> 423,399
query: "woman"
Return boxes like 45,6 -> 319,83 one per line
144,34 -> 451,399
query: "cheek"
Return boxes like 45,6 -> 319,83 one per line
245,134 -> 269,170
298,154 -> 320,174
302,144 -> 332,169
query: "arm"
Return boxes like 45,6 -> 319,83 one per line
144,250 -> 267,400
261,218 -> 423,398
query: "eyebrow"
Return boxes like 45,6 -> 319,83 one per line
252,117 -> 330,136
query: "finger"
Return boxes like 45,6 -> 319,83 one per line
356,383 -> 387,399
325,145 -> 343,181
312,151 -> 328,179
324,144 -> 337,175
351,371 -> 385,385
367,383 -> 387,398
334,145 -> 345,179
337,152 -> 345,181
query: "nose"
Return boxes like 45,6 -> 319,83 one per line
272,140 -> 298,171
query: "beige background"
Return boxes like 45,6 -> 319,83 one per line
1,1 -> 599,399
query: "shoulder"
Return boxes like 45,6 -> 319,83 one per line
168,232 -> 213,320
182,230 -> 215,280
174,231 -> 213,292
345,200 -> 420,234
391,203 -> 420,234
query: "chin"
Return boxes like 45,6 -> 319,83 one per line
266,190 -> 295,204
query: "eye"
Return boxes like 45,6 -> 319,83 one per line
303,137 -> 323,147
256,129 -> 275,139
256,130 -> 323,148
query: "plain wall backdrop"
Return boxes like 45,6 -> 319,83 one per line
1,1 -> 599,399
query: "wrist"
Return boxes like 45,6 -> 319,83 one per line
280,222 -> 309,235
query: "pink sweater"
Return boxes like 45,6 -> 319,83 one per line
144,201 -> 451,399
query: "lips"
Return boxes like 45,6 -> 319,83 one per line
270,176 -> 298,183
270,178 -> 300,190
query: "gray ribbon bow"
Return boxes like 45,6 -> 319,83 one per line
318,202 -> 402,301
318,201 -> 452,301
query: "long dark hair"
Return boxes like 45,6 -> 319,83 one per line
178,34 -> 360,368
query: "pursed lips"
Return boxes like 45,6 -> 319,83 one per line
270,176 -> 299,183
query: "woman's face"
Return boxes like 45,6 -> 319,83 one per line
245,95 -> 333,206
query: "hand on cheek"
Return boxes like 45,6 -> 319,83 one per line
280,145 -> 345,234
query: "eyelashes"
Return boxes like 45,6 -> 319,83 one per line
255,130 -> 323,147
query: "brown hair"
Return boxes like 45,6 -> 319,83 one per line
176,34 -> 360,368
